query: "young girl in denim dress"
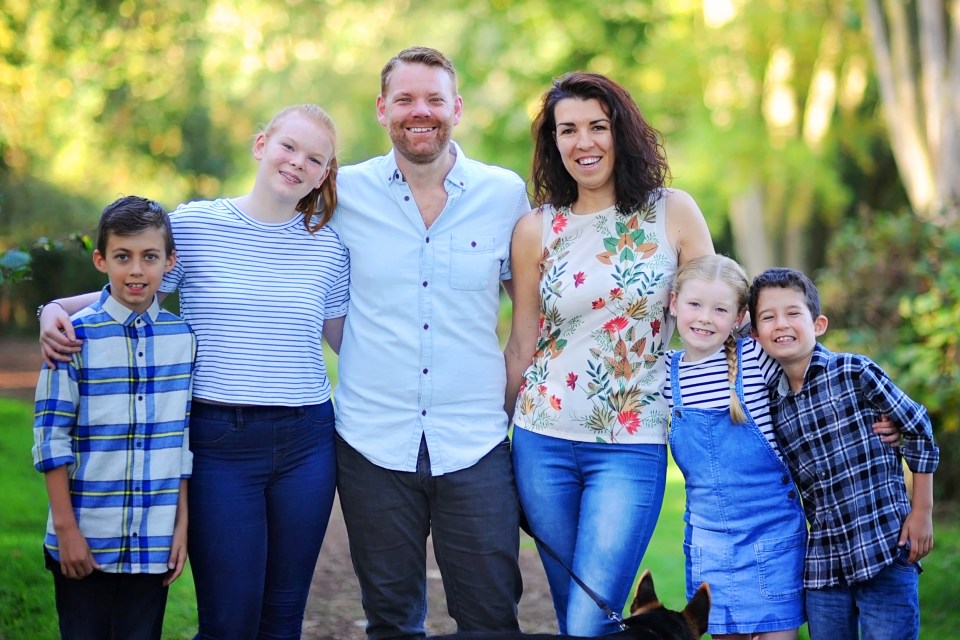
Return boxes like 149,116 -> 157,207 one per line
665,254 -> 806,639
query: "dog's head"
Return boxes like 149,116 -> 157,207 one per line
622,570 -> 711,640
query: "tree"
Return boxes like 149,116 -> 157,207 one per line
864,0 -> 959,225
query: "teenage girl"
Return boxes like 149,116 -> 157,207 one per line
665,254 -> 806,640
38,104 -> 349,640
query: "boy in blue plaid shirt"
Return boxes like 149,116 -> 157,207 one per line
748,267 -> 938,640
33,196 -> 195,640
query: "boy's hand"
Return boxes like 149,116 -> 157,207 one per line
899,508 -> 934,563
57,526 -> 99,579
163,528 -> 187,586
163,486 -> 188,587
872,414 -> 900,445
39,304 -> 80,367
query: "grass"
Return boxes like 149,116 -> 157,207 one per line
0,398 -> 197,639
4,387 -> 959,638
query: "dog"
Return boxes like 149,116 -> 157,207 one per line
429,570 -> 711,640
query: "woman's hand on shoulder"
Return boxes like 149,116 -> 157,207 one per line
39,305 -> 81,367
663,188 -> 714,266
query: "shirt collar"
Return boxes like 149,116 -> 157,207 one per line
774,342 -> 830,397
98,285 -> 161,326
385,141 -> 469,192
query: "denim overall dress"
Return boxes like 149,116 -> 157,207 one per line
669,345 -> 807,634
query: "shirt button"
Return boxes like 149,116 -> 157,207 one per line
674,410 -> 682,419
421,410 -> 427,416
138,395 -> 144,401
423,324 -> 429,330
404,196 -> 410,201
781,476 -> 789,484
138,352 -> 144,357
471,240 -> 477,247
425,237 -> 430,243
422,281 -> 428,287
423,368 -> 428,374
788,490 -> 797,500
136,441 -> 143,448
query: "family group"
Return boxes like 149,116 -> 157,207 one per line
32,45 -> 938,640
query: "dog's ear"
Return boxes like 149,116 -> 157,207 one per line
629,569 -> 662,614
682,582 -> 711,639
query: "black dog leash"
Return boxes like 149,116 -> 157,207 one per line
524,528 -> 628,631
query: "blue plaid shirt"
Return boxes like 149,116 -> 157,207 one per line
770,343 -> 939,588
33,287 -> 195,574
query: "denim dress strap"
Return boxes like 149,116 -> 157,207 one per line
669,350 -> 686,409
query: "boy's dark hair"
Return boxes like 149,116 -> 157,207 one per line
96,196 -> 174,256
748,267 -> 822,321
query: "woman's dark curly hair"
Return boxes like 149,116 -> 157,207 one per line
530,72 -> 669,212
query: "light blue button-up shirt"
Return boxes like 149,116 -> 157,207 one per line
331,142 -> 529,475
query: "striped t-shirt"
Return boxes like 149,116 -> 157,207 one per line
161,199 -> 350,406
33,288 -> 195,574
664,337 -> 782,451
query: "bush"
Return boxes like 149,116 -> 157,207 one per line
0,235 -> 100,333
818,212 -> 960,497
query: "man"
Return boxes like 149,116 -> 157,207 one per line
327,47 -> 528,640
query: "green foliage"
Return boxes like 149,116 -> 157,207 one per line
0,248 -> 30,284
819,212 -> 960,497
0,233 -> 100,332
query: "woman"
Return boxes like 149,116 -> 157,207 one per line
504,72 -> 714,636
39,104 -> 348,640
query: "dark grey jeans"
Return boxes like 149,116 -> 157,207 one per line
336,434 -> 522,640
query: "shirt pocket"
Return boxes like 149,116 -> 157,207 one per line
449,234 -> 497,290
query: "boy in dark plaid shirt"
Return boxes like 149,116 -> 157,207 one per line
748,267 -> 938,640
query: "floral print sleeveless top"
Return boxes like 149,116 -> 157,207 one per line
513,194 -> 676,444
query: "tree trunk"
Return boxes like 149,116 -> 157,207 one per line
865,0 -> 959,224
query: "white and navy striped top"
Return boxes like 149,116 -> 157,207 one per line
664,337 -> 782,451
161,199 -> 349,406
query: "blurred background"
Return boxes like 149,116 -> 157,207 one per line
1,0 -> 958,491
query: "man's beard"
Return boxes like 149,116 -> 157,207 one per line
388,119 -> 453,165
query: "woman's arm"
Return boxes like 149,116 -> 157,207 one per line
503,210 -> 543,423
663,188 -> 715,266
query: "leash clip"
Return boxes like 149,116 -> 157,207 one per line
607,610 -> 628,632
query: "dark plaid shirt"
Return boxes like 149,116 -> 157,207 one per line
770,344 -> 939,588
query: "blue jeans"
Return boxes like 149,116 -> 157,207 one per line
45,549 -> 168,640
187,401 -> 337,640
805,549 -> 921,640
336,434 -> 522,640
512,427 -> 667,636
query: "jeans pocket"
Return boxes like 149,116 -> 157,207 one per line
755,531 -> 806,600
189,415 -> 237,447
301,402 -> 335,427
891,546 -> 922,575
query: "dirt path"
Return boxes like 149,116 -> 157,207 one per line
0,337 -> 558,639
